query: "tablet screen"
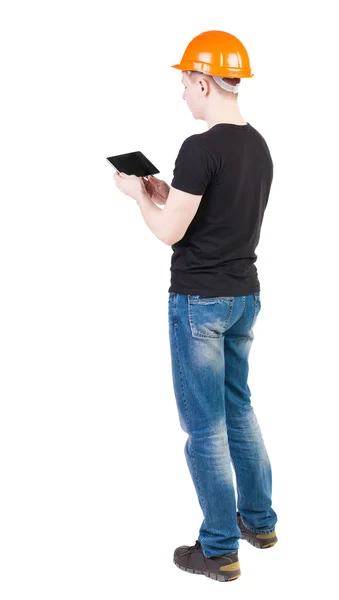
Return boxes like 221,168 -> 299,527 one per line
106,151 -> 160,177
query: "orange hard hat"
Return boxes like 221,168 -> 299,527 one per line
171,30 -> 253,79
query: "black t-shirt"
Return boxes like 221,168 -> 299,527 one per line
168,122 -> 273,296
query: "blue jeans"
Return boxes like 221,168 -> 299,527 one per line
168,291 -> 278,558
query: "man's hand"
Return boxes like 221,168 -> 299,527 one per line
114,172 -> 147,204
143,175 -> 170,205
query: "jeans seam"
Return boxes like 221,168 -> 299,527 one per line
173,306 -> 206,513
249,298 -> 260,330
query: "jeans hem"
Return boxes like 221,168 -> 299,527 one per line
243,522 -> 276,534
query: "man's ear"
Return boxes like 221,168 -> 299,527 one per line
199,77 -> 209,93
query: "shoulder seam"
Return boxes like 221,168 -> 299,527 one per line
184,137 -> 218,173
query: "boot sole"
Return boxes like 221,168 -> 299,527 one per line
237,514 -> 278,550
240,535 -> 277,549
237,513 -> 278,549
173,559 -> 241,582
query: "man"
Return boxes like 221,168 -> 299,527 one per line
114,30 -> 278,583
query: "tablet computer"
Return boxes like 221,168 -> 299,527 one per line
106,151 -> 160,177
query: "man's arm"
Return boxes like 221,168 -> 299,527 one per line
137,186 -> 203,246
136,190 -> 169,244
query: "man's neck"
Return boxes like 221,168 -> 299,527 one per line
206,103 -> 246,129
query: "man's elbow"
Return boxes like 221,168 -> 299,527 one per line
162,225 -> 186,246
162,236 -> 174,246
162,232 -> 183,246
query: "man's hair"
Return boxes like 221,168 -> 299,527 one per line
186,70 -> 240,93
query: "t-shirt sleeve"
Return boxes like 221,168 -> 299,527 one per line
171,138 -> 215,195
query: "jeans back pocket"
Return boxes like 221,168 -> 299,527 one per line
187,295 -> 234,338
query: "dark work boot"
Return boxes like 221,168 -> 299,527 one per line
237,511 -> 278,549
173,540 -> 241,582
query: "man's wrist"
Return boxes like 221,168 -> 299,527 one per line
136,189 -> 152,207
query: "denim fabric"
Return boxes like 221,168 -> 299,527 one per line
168,291 -> 278,558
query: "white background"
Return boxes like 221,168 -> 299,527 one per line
1,1 -> 338,598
